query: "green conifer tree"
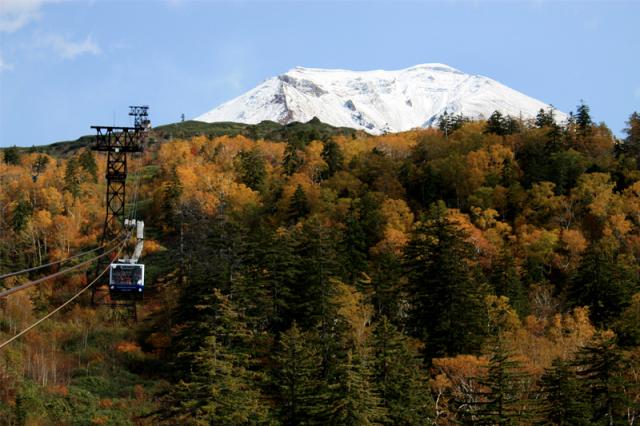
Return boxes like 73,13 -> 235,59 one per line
572,335 -> 631,425
161,165 -> 183,231
328,350 -> 386,426
283,141 -> 305,176
235,148 -> 266,191
321,139 -> 344,179
490,248 -> 528,317
569,242 -> 637,326
273,323 -> 323,425
575,100 -> 593,136
3,146 -> 20,165
622,111 -> 640,165
168,320 -> 268,423
12,199 -> 32,232
539,358 -> 592,425
463,340 -> 530,426
615,293 -> 640,347
78,149 -> 98,182
535,108 -> 556,128
64,157 -> 81,199
340,202 -> 369,284
289,217 -> 341,332
369,249 -> 404,323
31,155 -> 49,182
287,184 -> 311,224
485,111 -> 506,136
404,202 -> 488,360
371,317 -> 434,425
238,225 -> 300,333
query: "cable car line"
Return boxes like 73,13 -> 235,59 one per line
0,234 -> 125,281
0,239 -> 128,351
0,233 -> 130,299
127,160 -> 142,223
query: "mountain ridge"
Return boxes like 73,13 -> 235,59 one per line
195,63 -> 566,134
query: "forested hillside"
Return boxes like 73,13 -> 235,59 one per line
2,108 -> 640,425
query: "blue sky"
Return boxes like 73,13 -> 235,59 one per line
0,0 -> 638,147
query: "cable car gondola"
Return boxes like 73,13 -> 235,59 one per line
109,263 -> 144,295
109,219 -> 144,300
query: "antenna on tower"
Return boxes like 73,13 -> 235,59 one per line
129,105 -> 151,130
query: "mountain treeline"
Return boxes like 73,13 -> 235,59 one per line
1,107 -> 640,424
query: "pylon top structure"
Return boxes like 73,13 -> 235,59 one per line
129,105 -> 150,130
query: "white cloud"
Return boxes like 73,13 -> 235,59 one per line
0,0 -> 51,33
0,53 -> 13,71
39,33 -> 101,59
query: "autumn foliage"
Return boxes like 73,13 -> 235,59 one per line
1,109 -> 640,424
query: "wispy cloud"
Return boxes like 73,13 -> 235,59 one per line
0,53 -> 13,71
38,33 -> 101,59
0,0 -> 52,33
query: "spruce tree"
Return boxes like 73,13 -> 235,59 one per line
401,141 -> 441,208
404,202 -> 488,360
371,317 -> 434,425
622,111 -> 640,165
575,100 -> 593,135
438,111 -> 453,137
369,249 -> 404,324
2,146 -> 20,165
489,248 -> 528,317
273,322 -> 323,425
463,340 -> 530,426
321,139 -> 344,179
12,199 -> 32,232
535,108 -> 556,128
572,335 -> 631,425
289,216 -> 341,333
283,141 -> 305,176
438,111 -> 468,137
31,155 -> 49,181
162,165 -> 183,231
78,149 -> 98,182
238,225 -> 300,333
235,148 -> 266,191
64,157 -> 81,199
539,358 -> 592,425
163,266 -> 269,424
288,184 -> 311,224
624,111 -> 640,145
569,241 -> 637,327
167,290 -> 268,424
485,111 -> 506,136
615,293 -> 640,347
329,350 -> 385,426
340,202 -> 369,284
503,115 -> 521,135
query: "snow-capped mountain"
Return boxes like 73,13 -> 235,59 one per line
195,63 -> 565,134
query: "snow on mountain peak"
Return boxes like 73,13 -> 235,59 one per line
195,64 -> 565,134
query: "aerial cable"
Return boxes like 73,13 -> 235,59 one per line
0,239 -> 128,351
0,232 -> 130,299
128,158 -> 143,222
0,234 -> 125,281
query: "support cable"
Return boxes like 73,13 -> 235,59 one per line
0,234 -> 129,299
0,234 -> 124,281
127,157 -> 142,222
0,239 -> 128,351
